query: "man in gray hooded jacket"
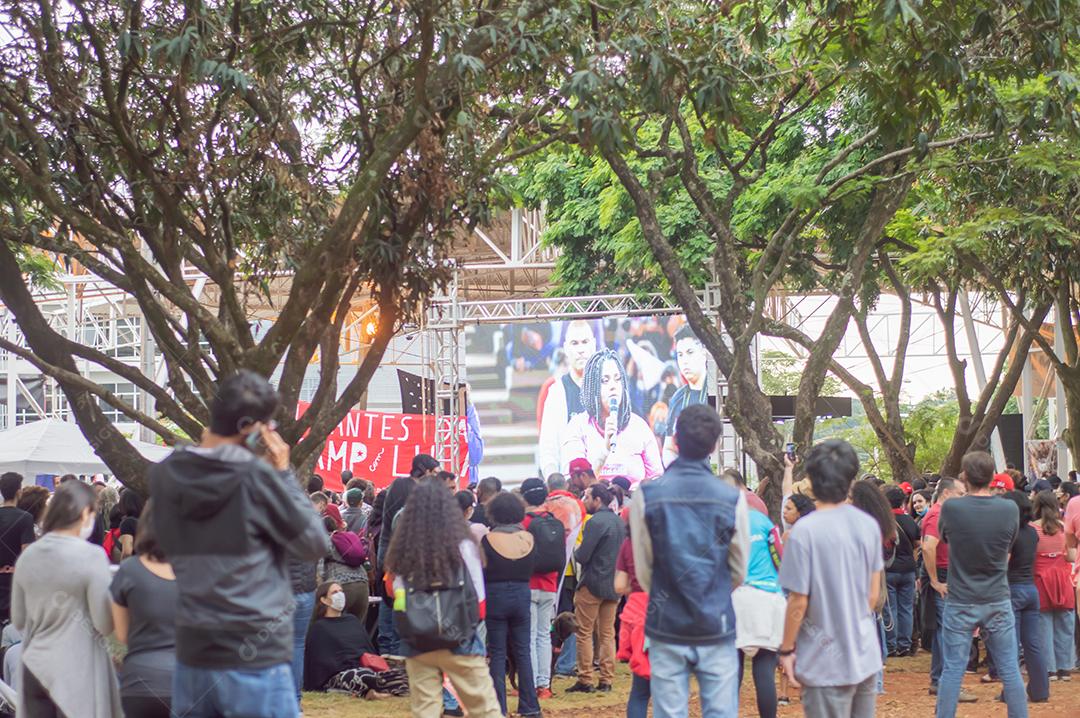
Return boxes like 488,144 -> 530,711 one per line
151,371 -> 329,718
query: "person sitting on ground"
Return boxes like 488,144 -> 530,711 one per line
110,501 -> 178,718
303,581 -> 407,698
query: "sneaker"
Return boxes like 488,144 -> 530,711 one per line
928,685 -> 938,696
778,697 -> 791,706
597,683 -> 612,693
1049,672 -> 1060,682
536,688 -> 553,700
1058,670 -> 1072,681
565,682 -> 595,694
958,689 -> 978,703
443,709 -> 465,717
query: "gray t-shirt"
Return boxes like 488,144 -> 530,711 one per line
938,495 -> 1018,605
110,557 -> 178,697
778,504 -> 884,687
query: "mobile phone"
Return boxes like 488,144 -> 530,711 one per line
784,442 -> 797,461
243,426 -> 266,455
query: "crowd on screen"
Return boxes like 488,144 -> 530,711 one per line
1,369 -> 1079,718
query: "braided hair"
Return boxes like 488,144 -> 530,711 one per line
580,349 -> 631,433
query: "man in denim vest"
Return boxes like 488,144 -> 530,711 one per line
629,404 -> 749,717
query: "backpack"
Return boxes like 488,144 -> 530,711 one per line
102,528 -> 121,563
394,566 -> 479,652
331,529 -> 370,568
527,511 -> 567,574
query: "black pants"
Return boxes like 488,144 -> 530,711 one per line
22,666 -> 66,718
738,649 -> 779,718
121,696 -> 171,718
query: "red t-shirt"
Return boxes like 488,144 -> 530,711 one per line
922,502 -> 949,569
616,537 -> 644,593
522,513 -> 559,593
744,489 -> 769,516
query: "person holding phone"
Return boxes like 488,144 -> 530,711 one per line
150,371 -> 330,718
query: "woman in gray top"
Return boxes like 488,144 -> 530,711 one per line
111,501 -> 178,718
12,480 -> 122,718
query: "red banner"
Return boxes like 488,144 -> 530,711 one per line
298,402 -> 469,492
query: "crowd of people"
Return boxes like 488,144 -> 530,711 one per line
1,369 -> 1079,718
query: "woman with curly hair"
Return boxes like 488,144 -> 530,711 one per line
561,349 -> 663,486
386,479 -> 501,718
15,485 -> 50,537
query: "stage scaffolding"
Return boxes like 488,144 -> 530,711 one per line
421,278 -> 750,477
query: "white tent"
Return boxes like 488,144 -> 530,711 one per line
0,419 -> 172,478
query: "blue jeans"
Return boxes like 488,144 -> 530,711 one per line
554,634 -> 576,676
930,590 -> 946,686
377,598 -> 400,655
1041,609 -> 1076,673
290,591 -> 314,700
172,662 -> 298,718
649,638 -> 738,718
1012,583 -> 1050,701
627,673 -> 651,718
936,599 -> 1027,718
486,582 -> 540,716
886,571 -> 916,653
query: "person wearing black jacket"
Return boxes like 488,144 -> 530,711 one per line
885,486 -> 921,657
567,483 -> 625,694
150,371 -> 329,718
303,582 -> 408,698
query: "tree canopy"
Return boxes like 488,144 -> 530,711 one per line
0,0 -> 581,490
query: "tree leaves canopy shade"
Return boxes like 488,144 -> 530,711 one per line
0,0 -> 581,491
524,0 -> 1078,505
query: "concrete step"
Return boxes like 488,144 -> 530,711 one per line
472,463 -> 539,487
481,445 -> 538,459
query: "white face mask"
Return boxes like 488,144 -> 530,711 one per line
328,592 -> 346,612
78,514 -> 94,541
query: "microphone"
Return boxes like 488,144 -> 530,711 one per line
607,396 -> 618,449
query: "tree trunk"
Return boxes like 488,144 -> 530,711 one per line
0,242 -> 151,495
1062,369 -> 1080,470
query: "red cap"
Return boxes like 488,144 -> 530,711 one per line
898,482 -> 913,495
569,458 -> 594,476
990,473 -> 1014,491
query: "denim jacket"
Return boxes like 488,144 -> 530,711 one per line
630,457 -> 749,645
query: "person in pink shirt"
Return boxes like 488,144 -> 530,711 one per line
561,350 -> 663,486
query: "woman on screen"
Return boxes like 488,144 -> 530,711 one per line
561,349 -> 663,486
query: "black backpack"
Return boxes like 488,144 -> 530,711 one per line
394,566 -> 479,653
528,511 -> 567,574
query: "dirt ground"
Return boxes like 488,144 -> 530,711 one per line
302,651 -> 1080,716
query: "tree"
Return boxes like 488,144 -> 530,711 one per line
541,0 -> 1077,509
903,82 -> 1080,466
0,0 -> 576,491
